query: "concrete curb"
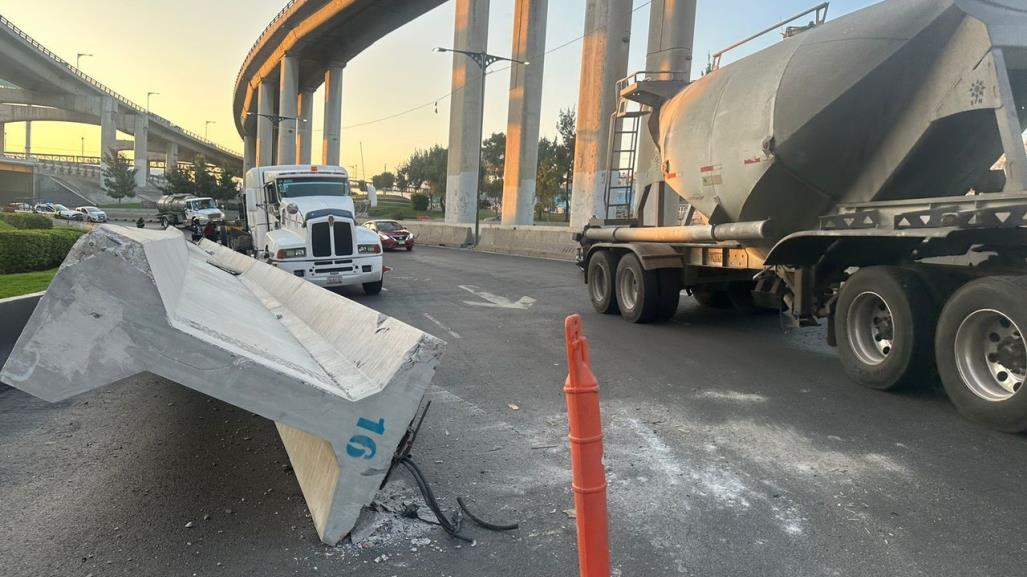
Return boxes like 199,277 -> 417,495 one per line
0,291 -> 44,388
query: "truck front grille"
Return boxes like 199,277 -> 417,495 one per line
311,222 -> 332,257
333,222 -> 353,256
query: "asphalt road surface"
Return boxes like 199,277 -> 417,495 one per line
2,245 -> 1025,577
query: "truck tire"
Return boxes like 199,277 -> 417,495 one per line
935,276 -> 1027,432
835,266 -> 936,391
615,253 -> 659,323
363,280 -> 383,295
587,250 -> 619,315
655,269 -> 681,321
159,216 -> 169,228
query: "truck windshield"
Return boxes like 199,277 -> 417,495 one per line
277,177 -> 351,198
191,199 -> 215,210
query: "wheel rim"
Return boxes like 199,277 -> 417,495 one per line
847,291 -> 894,366
618,266 -> 639,311
954,309 -> 1026,402
590,263 -> 609,304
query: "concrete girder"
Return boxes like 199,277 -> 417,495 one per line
0,103 -> 95,124
0,226 -> 445,545
0,87 -> 102,115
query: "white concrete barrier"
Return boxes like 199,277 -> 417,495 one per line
0,225 -> 445,545
476,224 -> 578,261
400,220 -> 473,247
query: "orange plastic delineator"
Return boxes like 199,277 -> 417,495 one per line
563,314 -> 610,577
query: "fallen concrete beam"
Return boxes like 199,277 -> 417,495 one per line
0,225 -> 445,545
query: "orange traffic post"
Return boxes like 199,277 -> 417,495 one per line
563,314 -> 610,577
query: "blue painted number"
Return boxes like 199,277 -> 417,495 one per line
346,417 -> 385,459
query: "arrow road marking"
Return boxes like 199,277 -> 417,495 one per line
458,285 -> 536,310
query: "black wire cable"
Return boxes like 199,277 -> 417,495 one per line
398,457 -> 474,543
457,497 -> 519,532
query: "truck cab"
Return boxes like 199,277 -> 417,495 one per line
243,165 -> 384,295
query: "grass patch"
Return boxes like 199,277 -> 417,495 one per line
0,267 -> 58,299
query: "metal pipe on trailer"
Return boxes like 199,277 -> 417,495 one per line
582,219 -> 773,244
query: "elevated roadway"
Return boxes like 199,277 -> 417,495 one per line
0,14 -> 242,188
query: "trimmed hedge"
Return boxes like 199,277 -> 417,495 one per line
0,220 -> 14,231
0,212 -> 54,230
0,229 -> 85,274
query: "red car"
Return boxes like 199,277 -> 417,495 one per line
363,219 -> 414,251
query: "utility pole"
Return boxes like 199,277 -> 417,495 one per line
205,120 -> 216,140
146,91 -> 159,112
434,46 -> 527,245
76,52 -> 92,69
359,141 -> 366,181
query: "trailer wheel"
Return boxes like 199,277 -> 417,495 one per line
935,277 -> 1027,432
159,216 -> 169,229
615,253 -> 659,323
655,269 -> 682,322
835,266 -> 936,391
587,250 -> 619,315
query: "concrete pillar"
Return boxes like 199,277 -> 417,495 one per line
257,80 -> 275,167
637,0 -> 696,226
444,0 -> 490,224
166,142 -> 179,174
24,119 -> 31,158
322,65 -> 344,165
133,115 -> 149,189
99,97 -> 117,187
277,54 -> 299,164
244,128 -> 256,175
297,90 -> 314,164
0,122 -> 5,155
500,0 -> 548,226
569,0 -> 632,231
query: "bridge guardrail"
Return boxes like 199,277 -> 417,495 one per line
0,14 -> 241,160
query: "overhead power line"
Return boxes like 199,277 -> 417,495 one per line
341,0 -> 652,131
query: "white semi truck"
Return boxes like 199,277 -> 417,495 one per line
243,164 -> 385,294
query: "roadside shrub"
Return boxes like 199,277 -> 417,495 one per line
411,192 -> 430,211
0,229 -> 84,274
0,212 -> 53,230
0,220 -> 14,231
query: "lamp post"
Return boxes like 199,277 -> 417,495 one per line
146,91 -> 159,112
75,52 -> 92,70
434,46 -> 527,246
80,136 -> 85,157
205,120 -> 216,140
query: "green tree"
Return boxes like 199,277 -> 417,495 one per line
191,154 -> 216,198
399,145 -> 448,209
211,165 -> 240,202
159,166 -> 194,196
372,171 -> 395,190
480,132 -> 506,209
102,150 -> 137,205
555,108 -> 576,219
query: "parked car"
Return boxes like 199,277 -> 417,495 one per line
362,219 -> 414,251
33,203 -> 56,215
75,206 -> 108,223
6,202 -> 32,213
43,203 -> 84,221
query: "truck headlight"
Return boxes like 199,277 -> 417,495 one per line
358,244 -> 382,254
275,248 -> 306,259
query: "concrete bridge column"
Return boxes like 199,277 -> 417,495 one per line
298,89 -> 314,164
322,65 -> 344,166
569,0 -> 632,231
637,0 -> 696,226
277,54 -> 299,164
501,0 -> 547,226
100,97 -> 117,187
0,122 -> 5,154
166,142 -> 179,174
256,80 -> 275,167
244,128 -> 256,175
445,0 -> 490,225
24,119 -> 31,158
133,115 -> 149,189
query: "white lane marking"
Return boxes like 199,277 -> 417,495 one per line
423,313 -> 461,339
458,285 -> 536,310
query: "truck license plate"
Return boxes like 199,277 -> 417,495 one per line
327,273 -> 342,285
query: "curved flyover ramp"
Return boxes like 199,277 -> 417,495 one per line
0,225 -> 445,545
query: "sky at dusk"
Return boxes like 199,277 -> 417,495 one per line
0,0 -> 879,177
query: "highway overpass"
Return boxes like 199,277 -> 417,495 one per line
0,14 -> 242,192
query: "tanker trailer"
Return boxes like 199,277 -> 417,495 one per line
577,0 -> 1027,431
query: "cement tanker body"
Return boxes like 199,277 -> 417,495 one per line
579,0 -> 1027,431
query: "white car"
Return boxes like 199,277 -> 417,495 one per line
34,203 -> 83,220
75,206 -> 108,223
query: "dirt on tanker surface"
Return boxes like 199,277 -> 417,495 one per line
3,246 -> 1027,577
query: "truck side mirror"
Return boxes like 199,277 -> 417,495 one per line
367,184 -> 378,208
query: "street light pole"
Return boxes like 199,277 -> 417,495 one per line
146,91 -> 159,112
80,136 -> 85,157
434,47 -> 527,246
75,53 -> 92,70
205,120 -> 216,140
